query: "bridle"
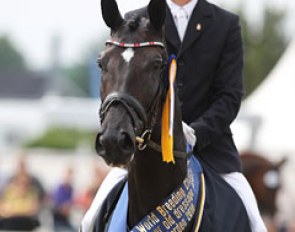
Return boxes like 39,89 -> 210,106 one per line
99,39 -> 187,158
105,39 -> 165,48
99,39 -> 166,150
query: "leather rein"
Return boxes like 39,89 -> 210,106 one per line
99,40 -> 187,159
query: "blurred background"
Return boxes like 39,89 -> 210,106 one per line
0,0 -> 294,231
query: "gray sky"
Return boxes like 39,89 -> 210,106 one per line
0,0 -> 294,69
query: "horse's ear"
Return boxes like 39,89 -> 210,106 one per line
101,0 -> 124,31
276,157 -> 287,169
148,0 -> 166,30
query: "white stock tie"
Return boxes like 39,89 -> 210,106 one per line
176,7 -> 188,41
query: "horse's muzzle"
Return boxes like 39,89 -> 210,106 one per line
95,129 -> 135,166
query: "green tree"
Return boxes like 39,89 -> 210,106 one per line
0,36 -> 26,72
240,8 -> 287,97
64,62 -> 90,96
62,34 -> 108,97
24,127 -> 95,150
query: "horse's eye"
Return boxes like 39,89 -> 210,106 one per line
152,58 -> 164,70
97,58 -> 103,69
97,57 -> 108,72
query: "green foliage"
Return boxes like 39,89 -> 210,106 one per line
62,35 -> 108,97
0,36 -> 26,72
24,127 -> 96,150
240,8 -> 287,97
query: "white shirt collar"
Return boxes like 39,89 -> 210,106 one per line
166,0 -> 198,20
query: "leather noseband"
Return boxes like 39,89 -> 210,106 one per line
100,92 -> 147,133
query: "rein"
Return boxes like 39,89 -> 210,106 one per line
148,140 -> 190,159
100,39 -> 187,159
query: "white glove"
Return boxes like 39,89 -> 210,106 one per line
182,121 -> 196,147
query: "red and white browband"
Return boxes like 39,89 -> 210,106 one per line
106,39 -> 165,48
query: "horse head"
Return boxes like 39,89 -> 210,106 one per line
96,0 -> 167,166
241,151 -> 287,217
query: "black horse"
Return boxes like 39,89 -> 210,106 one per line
93,0 -> 251,231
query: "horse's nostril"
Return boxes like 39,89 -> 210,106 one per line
95,133 -> 106,155
119,132 -> 135,152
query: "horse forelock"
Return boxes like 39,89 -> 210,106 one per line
114,15 -> 163,44
127,16 -> 142,31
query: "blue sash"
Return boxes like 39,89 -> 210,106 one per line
108,156 -> 203,232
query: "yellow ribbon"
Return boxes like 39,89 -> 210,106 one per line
161,58 -> 177,163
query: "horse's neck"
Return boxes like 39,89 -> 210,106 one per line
127,99 -> 187,227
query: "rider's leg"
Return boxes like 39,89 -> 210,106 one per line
221,172 -> 267,232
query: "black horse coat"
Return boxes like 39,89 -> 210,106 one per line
126,0 -> 244,174
93,159 -> 251,232
93,1 -> 251,230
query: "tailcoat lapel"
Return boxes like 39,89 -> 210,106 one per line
165,0 -> 214,57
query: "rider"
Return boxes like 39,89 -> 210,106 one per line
125,0 -> 266,231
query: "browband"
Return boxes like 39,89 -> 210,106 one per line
106,39 -> 165,48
